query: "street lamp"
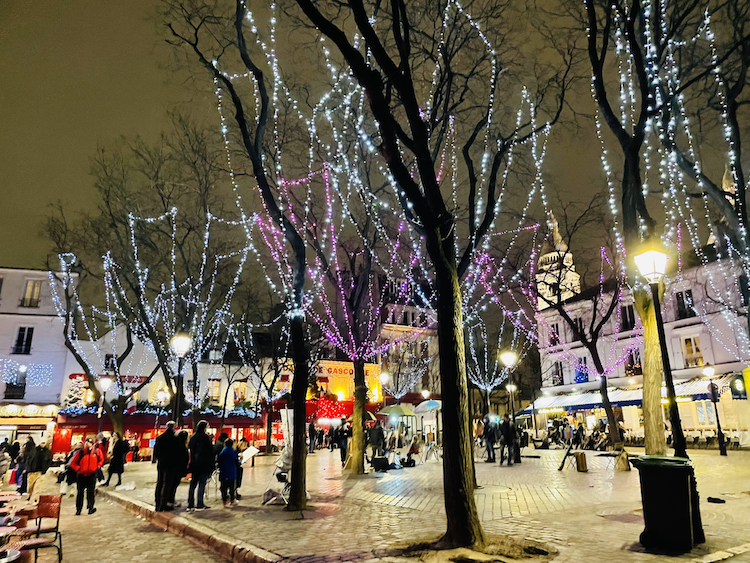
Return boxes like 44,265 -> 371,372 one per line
421,389 -> 430,399
155,389 -> 170,434
702,365 -> 727,456
379,372 -> 390,384
170,332 -> 193,427
634,244 -> 687,458
97,376 -> 113,434
500,350 -> 518,368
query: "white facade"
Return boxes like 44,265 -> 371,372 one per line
537,259 -> 750,396
0,268 -> 71,405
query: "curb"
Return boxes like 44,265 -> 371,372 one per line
97,488 -> 281,563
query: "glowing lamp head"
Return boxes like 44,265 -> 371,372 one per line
506,383 -> 517,393
499,350 -> 518,368
18,365 -> 27,374
156,389 -> 168,403
421,389 -> 430,399
628,378 -> 636,385
379,372 -> 390,384
336,391 -> 345,401
634,246 -> 669,283
170,333 -> 193,358
702,365 -> 715,379
99,377 -> 113,392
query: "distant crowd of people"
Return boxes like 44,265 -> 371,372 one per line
0,436 -> 53,500
475,413 -> 521,466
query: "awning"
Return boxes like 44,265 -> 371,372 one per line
523,374 -> 737,414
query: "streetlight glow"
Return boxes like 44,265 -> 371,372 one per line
634,247 -> 669,283
702,365 -> 715,379
499,350 -> 518,368
421,389 -> 430,399
379,372 -> 390,384
99,377 -> 113,392
506,383 -> 517,392
170,333 -> 193,358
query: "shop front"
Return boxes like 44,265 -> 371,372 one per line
0,403 -> 58,447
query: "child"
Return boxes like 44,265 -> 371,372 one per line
218,438 -> 239,507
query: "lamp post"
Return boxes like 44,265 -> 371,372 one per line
379,372 -> 390,404
702,365 -> 727,456
634,246 -> 688,459
97,376 -> 113,434
500,350 -> 521,463
155,389 -> 169,434
170,333 -> 193,428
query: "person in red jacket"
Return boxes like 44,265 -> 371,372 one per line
70,438 -> 104,515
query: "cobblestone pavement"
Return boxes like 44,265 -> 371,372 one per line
94,446 -> 750,563
21,477 -> 225,563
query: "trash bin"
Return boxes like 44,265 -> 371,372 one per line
631,456 -> 694,552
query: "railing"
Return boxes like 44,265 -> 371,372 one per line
18,297 -> 40,308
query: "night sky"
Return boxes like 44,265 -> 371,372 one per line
0,2 -> 603,270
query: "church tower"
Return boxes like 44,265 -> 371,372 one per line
535,213 -> 581,310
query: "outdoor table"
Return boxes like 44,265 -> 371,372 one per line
0,528 -> 16,548
0,549 -> 20,563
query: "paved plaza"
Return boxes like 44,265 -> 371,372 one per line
78,446 -> 750,563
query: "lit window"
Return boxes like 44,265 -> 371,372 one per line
20,280 -> 42,308
209,380 -> 221,404
683,336 -> 704,368
552,361 -> 564,386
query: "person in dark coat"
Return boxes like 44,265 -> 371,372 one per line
213,432 -> 229,466
218,438 -> 239,507
187,420 -> 214,511
335,419 -> 352,467
104,433 -> 129,486
483,415 -> 497,462
170,430 -> 190,508
499,413 -> 516,466
153,422 -> 178,511
9,441 -> 20,463
368,420 -> 385,459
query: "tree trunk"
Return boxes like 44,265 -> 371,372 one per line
433,257 -> 485,547
107,402 -> 125,437
191,362 -> 200,430
266,403 -> 274,454
286,313 -> 308,511
635,291 -> 667,455
599,376 -> 620,446
349,359 -> 367,474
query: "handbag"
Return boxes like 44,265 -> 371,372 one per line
95,468 -> 105,482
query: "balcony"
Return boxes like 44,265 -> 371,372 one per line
4,384 -> 26,400
19,297 -> 40,308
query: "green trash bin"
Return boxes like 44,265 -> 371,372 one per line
632,456 -> 694,552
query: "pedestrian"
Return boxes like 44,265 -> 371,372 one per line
187,420 -> 214,511
483,415 -> 497,462
60,441 -> 82,497
499,413 -> 516,466
308,420 -> 316,453
131,440 -> 140,462
335,419 -> 351,467
213,432 -> 229,466
0,450 -> 10,482
9,441 -> 20,463
70,438 -> 104,515
218,438 -> 239,507
234,438 -> 249,500
327,425 -> 335,451
19,437 -> 37,496
104,433 -> 130,487
153,422 -> 178,512
27,440 -> 52,501
170,430 -> 190,509
95,433 -> 108,484
368,420 -> 385,459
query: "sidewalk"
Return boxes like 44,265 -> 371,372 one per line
98,447 -> 750,563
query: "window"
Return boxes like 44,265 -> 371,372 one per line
574,357 -> 589,383
4,367 -> 26,400
573,318 -> 584,342
741,275 -> 750,307
625,349 -> 642,375
620,305 -> 636,332
20,280 -> 42,308
676,290 -> 696,320
104,354 -> 117,372
550,323 -> 560,346
233,381 -> 247,403
209,380 -> 221,404
551,361 -> 564,386
12,327 -> 33,355
683,336 -> 704,368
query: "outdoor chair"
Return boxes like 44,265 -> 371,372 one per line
11,495 -> 62,563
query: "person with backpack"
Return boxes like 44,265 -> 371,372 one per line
187,421 -> 214,511
70,438 -> 104,515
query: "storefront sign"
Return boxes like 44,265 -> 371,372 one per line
0,404 -> 58,418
